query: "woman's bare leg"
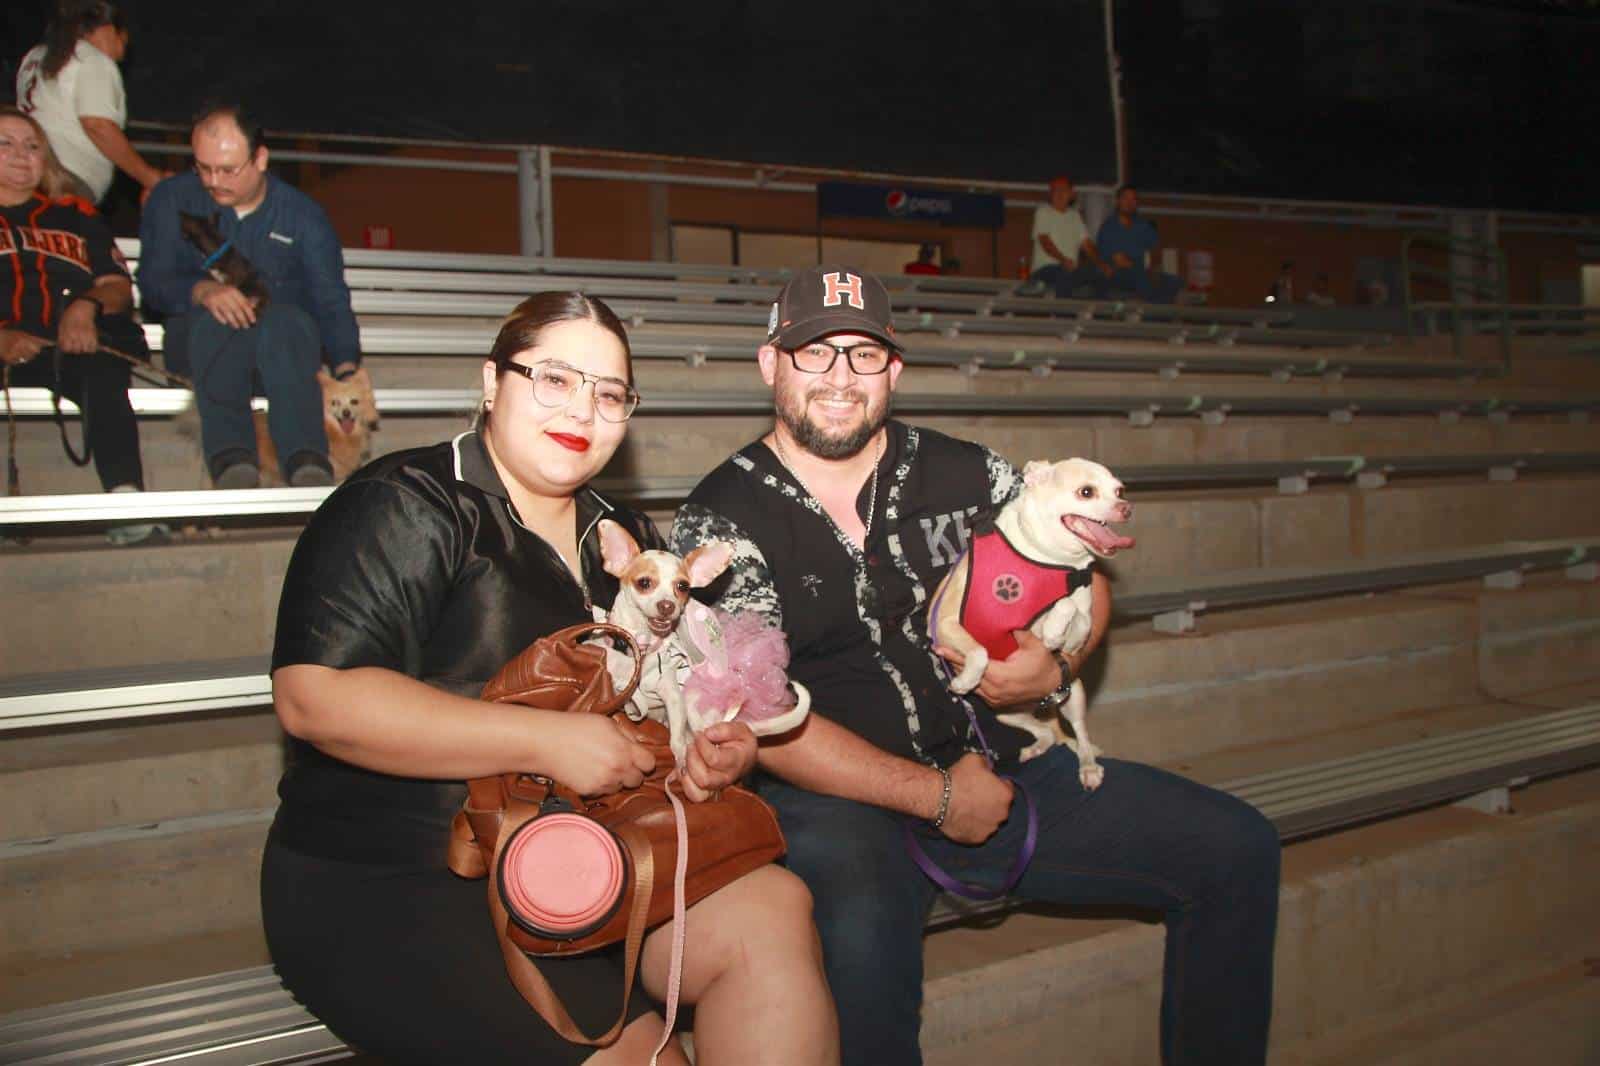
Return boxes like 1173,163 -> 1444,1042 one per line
581,1012 -> 691,1065
640,864 -> 838,1066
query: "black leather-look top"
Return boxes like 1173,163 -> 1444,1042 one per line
270,430 -> 662,865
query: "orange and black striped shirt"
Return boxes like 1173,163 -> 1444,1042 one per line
0,192 -> 128,336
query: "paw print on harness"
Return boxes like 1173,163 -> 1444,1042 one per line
992,573 -> 1024,603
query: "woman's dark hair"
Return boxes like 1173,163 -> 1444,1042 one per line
191,99 -> 267,156
487,292 -> 633,383
42,1 -> 126,80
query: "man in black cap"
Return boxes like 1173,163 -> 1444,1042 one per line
671,265 -> 1280,1066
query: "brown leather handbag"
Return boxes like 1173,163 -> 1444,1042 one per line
447,621 -> 786,1046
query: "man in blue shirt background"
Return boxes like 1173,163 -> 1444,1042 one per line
139,101 -> 359,488
1094,184 -> 1184,305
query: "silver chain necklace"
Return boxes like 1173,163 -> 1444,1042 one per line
772,431 -> 882,544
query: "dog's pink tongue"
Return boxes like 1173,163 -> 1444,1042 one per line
1066,515 -> 1136,554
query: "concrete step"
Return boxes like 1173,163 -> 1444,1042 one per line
11,403 -> 1598,495
9,338 -> 1598,495
5,475 -> 1598,676
920,766 -> 1600,1065
5,580 -> 1594,836
1273,958 -> 1600,1066
1093,571 -> 1600,766
0,812 -> 271,987
0,710 -> 283,841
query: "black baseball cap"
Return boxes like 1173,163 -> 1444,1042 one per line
767,265 -> 904,353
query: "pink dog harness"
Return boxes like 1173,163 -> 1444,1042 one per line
942,525 -> 1092,661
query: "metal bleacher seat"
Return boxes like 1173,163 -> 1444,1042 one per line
112,240 -> 1413,363
4,452 -> 1600,535
8,384 -> 1593,426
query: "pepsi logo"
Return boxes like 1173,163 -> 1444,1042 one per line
886,189 -> 908,214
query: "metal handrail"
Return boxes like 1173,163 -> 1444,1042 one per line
5,386 -> 1594,421
1401,230 -> 1513,368
5,454 -> 1599,531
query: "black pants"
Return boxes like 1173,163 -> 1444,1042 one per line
261,825 -> 655,1064
8,347 -> 143,491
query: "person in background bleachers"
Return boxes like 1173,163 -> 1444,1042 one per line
1096,184 -> 1184,304
15,1 -> 166,205
1305,271 -> 1336,307
671,264 -> 1281,1066
0,104 -> 158,545
902,242 -> 941,275
1027,174 -> 1111,299
138,100 -> 356,489
1269,260 -> 1295,304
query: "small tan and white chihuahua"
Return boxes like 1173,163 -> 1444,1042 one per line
929,458 -> 1134,789
596,519 -> 812,770
596,518 -> 734,768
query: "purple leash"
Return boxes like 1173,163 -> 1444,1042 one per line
904,597 -> 1040,899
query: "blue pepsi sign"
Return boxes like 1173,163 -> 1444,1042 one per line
817,181 -> 1006,229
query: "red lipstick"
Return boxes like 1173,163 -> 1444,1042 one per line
547,432 -> 591,452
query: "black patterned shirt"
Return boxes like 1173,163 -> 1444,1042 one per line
670,420 -> 1033,768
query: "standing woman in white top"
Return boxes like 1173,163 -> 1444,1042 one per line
16,0 -> 165,204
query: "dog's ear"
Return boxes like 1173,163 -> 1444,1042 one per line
598,519 -> 641,578
316,366 -> 334,384
684,540 -> 733,588
352,367 -> 380,430
1023,460 -> 1054,487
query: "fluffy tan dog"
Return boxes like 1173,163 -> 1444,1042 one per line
258,366 -> 379,483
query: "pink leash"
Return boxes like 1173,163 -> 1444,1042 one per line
649,770 -> 691,1065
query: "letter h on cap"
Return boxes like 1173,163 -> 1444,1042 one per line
822,271 -> 865,310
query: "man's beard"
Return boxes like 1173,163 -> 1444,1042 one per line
777,383 -> 891,461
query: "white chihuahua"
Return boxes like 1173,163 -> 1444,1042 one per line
929,458 -> 1134,788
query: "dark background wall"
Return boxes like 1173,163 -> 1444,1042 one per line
3,0 -> 1595,210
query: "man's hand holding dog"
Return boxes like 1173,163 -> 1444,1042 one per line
192,279 -> 258,329
940,752 -> 1015,844
935,629 -> 1060,707
679,720 -> 758,803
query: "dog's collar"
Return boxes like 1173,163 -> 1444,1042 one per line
200,238 -> 234,272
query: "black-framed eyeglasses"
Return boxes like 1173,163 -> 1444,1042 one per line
786,341 -> 896,376
502,359 -> 641,423
192,160 -> 253,181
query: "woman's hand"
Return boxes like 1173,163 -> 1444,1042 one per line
679,721 -> 759,802
0,329 -> 49,366
537,713 -> 658,796
57,300 -> 100,354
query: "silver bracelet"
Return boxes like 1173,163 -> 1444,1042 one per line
930,766 -> 953,829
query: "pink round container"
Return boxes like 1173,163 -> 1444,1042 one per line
498,813 -> 627,938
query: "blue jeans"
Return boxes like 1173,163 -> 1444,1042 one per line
1029,262 -> 1109,300
178,304 -> 329,469
757,746 -> 1280,1066
1107,266 -> 1184,304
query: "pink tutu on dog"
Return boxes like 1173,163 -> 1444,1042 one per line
681,606 -> 809,733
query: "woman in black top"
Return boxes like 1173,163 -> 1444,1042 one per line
264,292 -> 837,1064
0,105 -> 151,540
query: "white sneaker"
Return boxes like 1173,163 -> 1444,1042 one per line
106,485 -> 168,547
